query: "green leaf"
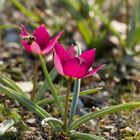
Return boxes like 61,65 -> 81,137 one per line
67,102 -> 140,132
90,4 -> 119,38
37,87 -> 102,105
60,0 -> 93,45
69,132 -> 106,140
79,87 -> 103,96
0,85 -> 63,131
11,0 -> 39,21
0,85 -> 58,131
0,74 -> 28,98
39,55 -> 64,117
0,85 -> 51,118
41,118 -> 63,129
34,68 -> 58,102
0,24 -> 20,30
126,0 -> 140,54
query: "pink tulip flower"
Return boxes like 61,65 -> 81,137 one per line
54,43 -> 105,79
21,25 -> 63,55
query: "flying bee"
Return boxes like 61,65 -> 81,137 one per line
22,34 -> 35,45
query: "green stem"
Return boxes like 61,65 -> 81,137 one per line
63,79 -> 72,132
125,0 -> 129,42
39,55 -> 64,117
31,60 -> 39,100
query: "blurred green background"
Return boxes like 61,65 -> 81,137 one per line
0,0 -> 140,56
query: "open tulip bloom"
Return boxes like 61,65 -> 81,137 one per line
21,25 -> 63,55
54,43 -> 105,79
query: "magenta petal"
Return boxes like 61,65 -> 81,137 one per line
21,25 -> 28,36
30,41 -> 41,55
33,24 -> 50,49
21,40 -> 32,52
80,49 -> 96,69
53,43 -> 68,63
75,62 -> 88,78
41,32 -> 63,55
63,58 -> 79,78
53,50 -> 64,76
63,57 -> 87,78
84,64 -> 105,78
66,45 -> 76,59
21,25 -> 32,52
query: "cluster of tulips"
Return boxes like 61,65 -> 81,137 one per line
21,24 -> 104,79
21,24 -> 105,138
1,24 -> 139,139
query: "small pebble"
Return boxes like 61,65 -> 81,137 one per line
27,118 -> 36,124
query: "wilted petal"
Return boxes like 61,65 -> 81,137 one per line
41,32 -> 63,55
54,50 -> 64,76
33,24 -> 50,49
31,41 -> 41,55
84,64 -> 105,78
66,45 -> 76,59
80,49 -> 96,69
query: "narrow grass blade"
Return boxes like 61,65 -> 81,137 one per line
0,74 -> 28,98
0,85 -> 59,130
69,132 -> 106,140
37,87 -> 102,105
60,0 -> 93,45
39,55 -> 64,117
0,85 -> 51,118
126,0 -> 140,54
0,25 -> 20,30
79,87 -> 102,96
90,4 -> 119,38
67,102 -> 140,132
34,68 -> 58,102
11,0 -> 39,21
68,42 -> 81,126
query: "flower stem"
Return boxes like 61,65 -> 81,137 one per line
31,60 -> 39,100
63,78 -> 72,132
39,55 -> 64,117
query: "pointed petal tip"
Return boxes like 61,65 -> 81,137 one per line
57,31 -> 64,38
42,31 -> 63,54
84,64 -> 105,78
41,24 -> 45,27
21,24 -> 26,28
66,45 -> 76,58
21,25 -> 28,36
38,24 -> 45,28
80,48 -> 96,69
